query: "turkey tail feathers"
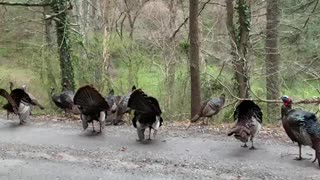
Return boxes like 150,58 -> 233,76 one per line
10,89 -> 34,105
0,89 -> 18,113
74,85 -> 109,112
227,125 -> 250,136
235,100 -> 263,123
128,89 -> 155,114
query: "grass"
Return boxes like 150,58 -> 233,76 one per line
1,50 -> 320,123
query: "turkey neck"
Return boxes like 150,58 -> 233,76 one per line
281,104 -> 292,118
50,89 -> 54,96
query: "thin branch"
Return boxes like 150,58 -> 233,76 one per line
216,79 -> 320,104
303,0 -> 320,28
170,0 -> 212,40
0,0 -> 50,7
206,2 -> 226,7
45,0 -> 72,20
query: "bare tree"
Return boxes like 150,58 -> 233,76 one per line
164,0 -> 178,110
189,0 -> 201,118
0,0 -> 75,91
265,0 -> 281,120
226,0 -> 251,98
123,0 -> 150,39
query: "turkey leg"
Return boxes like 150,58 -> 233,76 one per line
249,137 -> 256,150
147,127 -> 152,140
136,127 -> 145,142
92,122 -> 95,132
294,143 -> 305,160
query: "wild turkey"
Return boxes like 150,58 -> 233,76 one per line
5,82 -> 44,118
128,89 -> 163,141
1,88 -> 37,124
50,84 -> 80,116
105,89 -> 121,125
105,89 -> 121,113
281,96 -> 320,165
74,85 -> 109,133
190,93 -> 225,125
21,84 -> 45,110
227,100 -> 263,149
9,81 -> 14,92
113,85 -> 137,125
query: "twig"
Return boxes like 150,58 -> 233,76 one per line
216,79 -> 320,104
0,1 -> 50,7
170,0 -> 211,40
45,1 -> 72,20
303,0 -> 319,28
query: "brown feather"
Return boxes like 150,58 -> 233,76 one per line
0,89 -> 18,113
74,85 -> 109,115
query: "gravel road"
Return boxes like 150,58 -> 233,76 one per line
0,117 -> 319,180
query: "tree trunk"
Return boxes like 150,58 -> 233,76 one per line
43,6 -> 53,47
189,0 -> 201,118
164,0 -> 178,110
265,0 -> 281,121
102,0 -> 113,88
236,0 -> 250,98
52,0 -> 75,91
225,0 -> 237,56
226,0 -> 251,99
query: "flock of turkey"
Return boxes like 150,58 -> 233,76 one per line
0,82 -> 320,169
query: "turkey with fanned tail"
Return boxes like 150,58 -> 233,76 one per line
281,96 -> 320,165
1,88 -> 37,124
74,85 -> 109,133
228,100 -> 263,149
128,89 -> 163,141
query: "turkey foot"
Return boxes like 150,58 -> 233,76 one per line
19,120 -> 26,125
249,140 -> 256,150
241,143 -> 248,148
294,157 -> 304,160
202,118 -> 209,126
294,156 -> 306,161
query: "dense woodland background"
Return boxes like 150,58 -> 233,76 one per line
0,0 -> 320,122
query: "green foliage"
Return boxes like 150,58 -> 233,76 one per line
1,0 -> 320,124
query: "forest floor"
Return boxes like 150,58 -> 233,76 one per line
0,115 -> 319,180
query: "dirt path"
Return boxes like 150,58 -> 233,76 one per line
0,118 -> 319,180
